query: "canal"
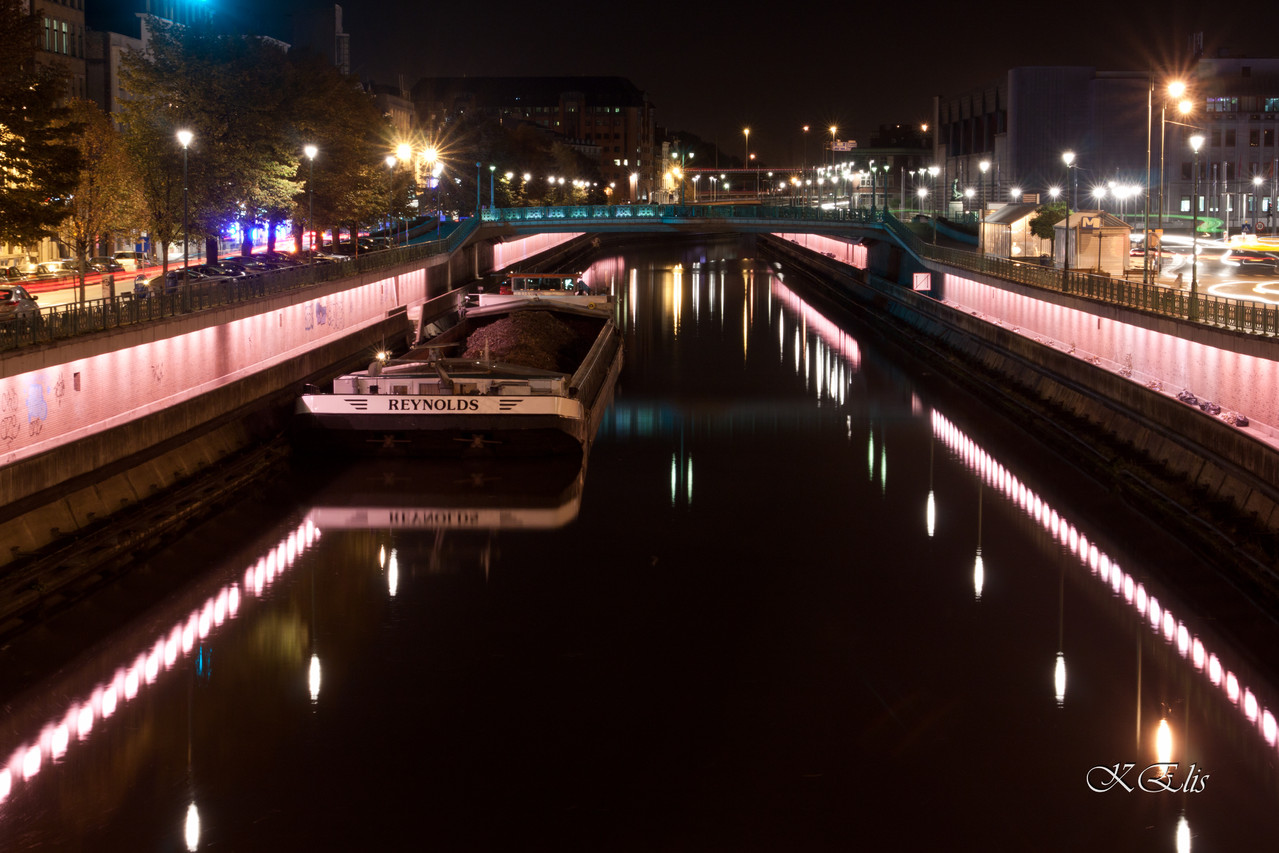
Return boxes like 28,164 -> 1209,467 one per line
1,236 -> 1277,849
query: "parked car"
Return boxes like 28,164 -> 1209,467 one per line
219,257 -> 278,274
189,263 -> 244,279
0,285 -> 40,319
113,251 -> 154,271
2,266 -> 27,282
31,260 -> 76,280
146,268 -> 210,295
257,250 -> 302,267
90,256 -> 126,273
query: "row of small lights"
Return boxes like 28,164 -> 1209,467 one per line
0,519 -> 322,848
932,409 -> 1278,754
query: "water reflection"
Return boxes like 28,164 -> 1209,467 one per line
932,406 -> 1279,781
2,241 -> 1277,847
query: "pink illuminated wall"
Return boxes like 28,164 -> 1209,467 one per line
493,232 -> 584,270
940,273 -> 1279,435
773,233 -> 868,269
0,233 -> 581,469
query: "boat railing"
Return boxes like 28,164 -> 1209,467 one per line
569,319 -> 622,402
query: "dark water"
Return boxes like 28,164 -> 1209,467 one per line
2,237 -> 1278,850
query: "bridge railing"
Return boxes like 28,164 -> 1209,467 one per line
481,204 -> 881,225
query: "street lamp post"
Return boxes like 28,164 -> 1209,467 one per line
177,129 -> 193,284
1190,134 -> 1205,319
385,155 -> 396,244
979,160 -> 990,256
423,147 -> 439,241
743,127 -> 750,195
870,160 -> 877,216
489,164 -> 496,210
304,144 -> 317,264
1159,83 -> 1191,276
1062,151 -> 1075,278
928,165 -> 940,243
1092,186 -> 1108,272
1253,174 -> 1264,233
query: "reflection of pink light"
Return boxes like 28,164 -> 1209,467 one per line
51,725 -> 68,761
77,704 -> 93,740
0,520 -> 319,807
931,409 -> 1279,762
771,279 -> 863,372
22,746 -> 40,780
145,647 -> 160,684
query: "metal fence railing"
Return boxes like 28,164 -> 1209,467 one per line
0,221 -> 479,355
878,210 -> 1278,336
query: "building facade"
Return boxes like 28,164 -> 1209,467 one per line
411,76 -> 658,201
934,58 -> 1279,240
1168,56 -> 1279,236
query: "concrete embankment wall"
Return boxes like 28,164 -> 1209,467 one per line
760,233 -> 1279,546
0,231 -> 586,565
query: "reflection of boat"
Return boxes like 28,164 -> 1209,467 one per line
295,287 -> 623,457
304,458 -> 586,531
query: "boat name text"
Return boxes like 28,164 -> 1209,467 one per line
385,398 -> 482,412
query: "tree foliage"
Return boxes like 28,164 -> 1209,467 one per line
60,100 -> 145,295
118,24 -> 394,260
0,0 -> 82,248
1029,201 -> 1068,242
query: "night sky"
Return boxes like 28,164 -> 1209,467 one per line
117,0 -> 1278,166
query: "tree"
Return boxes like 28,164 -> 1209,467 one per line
286,51 -> 393,251
1029,201 -> 1068,257
120,20 -> 302,265
60,100 -> 145,300
0,0 -> 82,251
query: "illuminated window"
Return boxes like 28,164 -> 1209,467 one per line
1251,129 -> 1260,147
1206,97 -> 1238,113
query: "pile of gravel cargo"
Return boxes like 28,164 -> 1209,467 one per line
462,310 -> 599,373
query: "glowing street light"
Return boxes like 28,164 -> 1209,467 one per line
177,129 -> 193,283
979,159 -> 991,255
304,144 -> 318,263
927,165 -> 940,243
1062,150 -> 1076,277
1190,133 -> 1205,318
